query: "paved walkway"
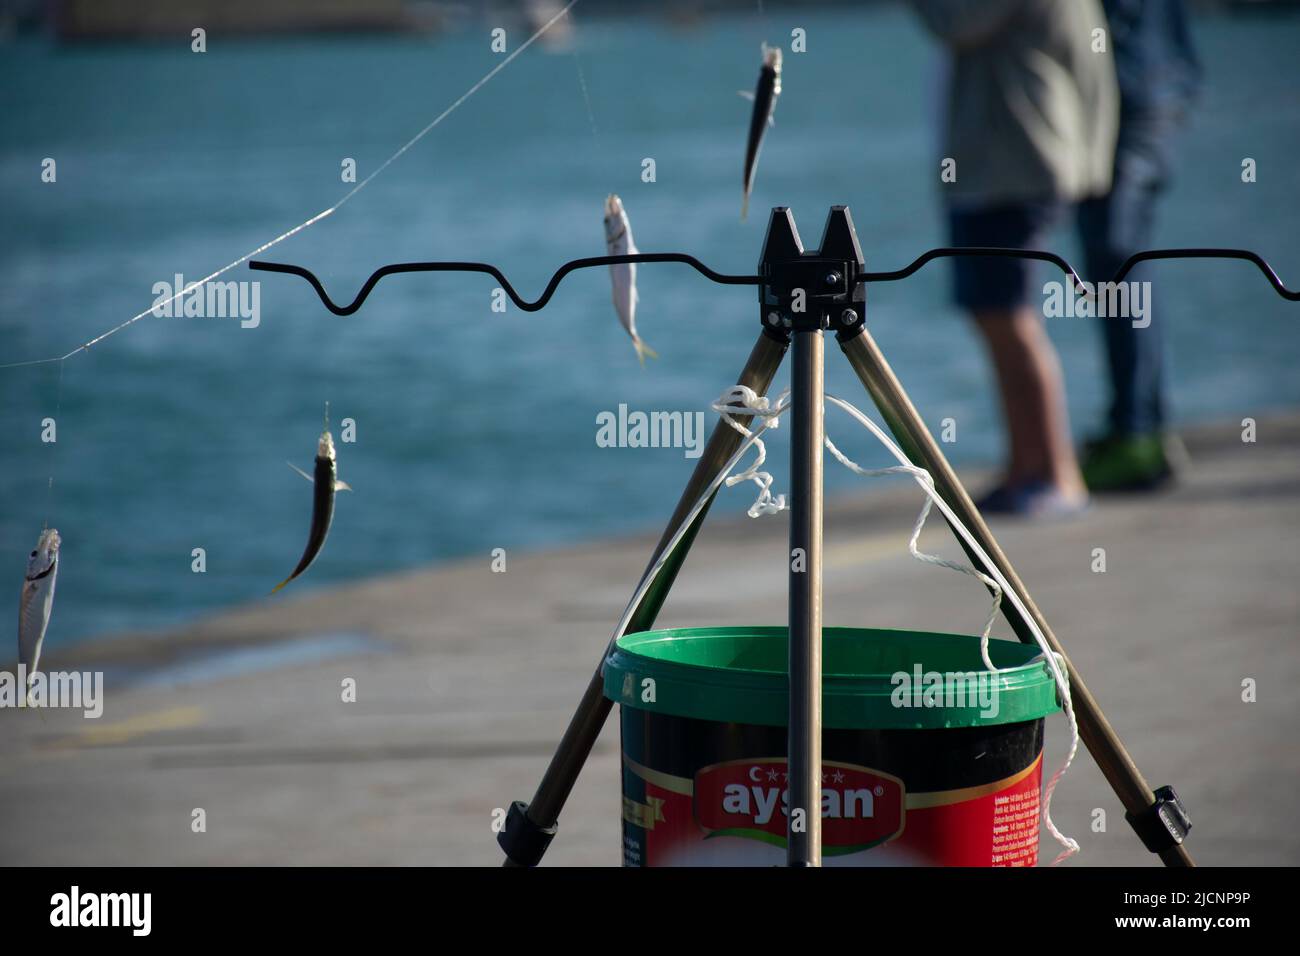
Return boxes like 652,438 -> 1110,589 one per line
2,416 -> 1297,866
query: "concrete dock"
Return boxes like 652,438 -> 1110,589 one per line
2,415 -> 1297,866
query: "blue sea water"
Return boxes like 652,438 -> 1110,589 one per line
1,5 -> 1298,647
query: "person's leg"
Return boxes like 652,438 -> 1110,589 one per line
1077,117 -> 1177,489
1080,153 -> 1164,435
951,201 -> 1086,513
973,307 -> 1086,495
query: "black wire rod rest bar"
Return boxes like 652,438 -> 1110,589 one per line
250,246 -> 1300,315
250,254 -> 760,315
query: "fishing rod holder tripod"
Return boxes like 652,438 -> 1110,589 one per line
251,204 -> 1283,868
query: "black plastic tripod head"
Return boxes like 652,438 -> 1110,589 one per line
758,206 -> 867,342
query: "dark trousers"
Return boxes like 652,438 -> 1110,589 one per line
1077,116 -> 1178,436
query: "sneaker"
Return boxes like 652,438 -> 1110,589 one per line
975,480 -> 1089,519
1080,432 -> 1173,492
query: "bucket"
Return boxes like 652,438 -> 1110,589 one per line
603,625 -> 1060,867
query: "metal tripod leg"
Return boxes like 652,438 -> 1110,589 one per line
787,325 -> 824,866
837,325 -> 1195,867
498,329 -> 790,866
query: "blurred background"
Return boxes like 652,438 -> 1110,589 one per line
1,0 -> 1297,649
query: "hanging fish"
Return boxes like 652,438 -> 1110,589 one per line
272,411 -> 351,594
600,192 -> 655,364
603,194 -> 657,365
740,44 -> 782,221
18,527 -> 60,700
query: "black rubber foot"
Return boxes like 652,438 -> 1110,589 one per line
1126,785 -> 1191,854
497,801 -> 557,867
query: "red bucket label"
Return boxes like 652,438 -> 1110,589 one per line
693,759 -> 905,854
622,752 -> 1043,866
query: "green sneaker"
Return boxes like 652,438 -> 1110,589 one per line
1080,433 -> 1173,492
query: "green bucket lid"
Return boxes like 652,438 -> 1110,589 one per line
604,626 -> 1060,729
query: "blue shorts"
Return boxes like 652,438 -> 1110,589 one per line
947,199 -> 1064,312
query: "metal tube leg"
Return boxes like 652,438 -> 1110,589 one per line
787,327 -> 824,866
499,330 -> 789,866
837,325 -> 1194,867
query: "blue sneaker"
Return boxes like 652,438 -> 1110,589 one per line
975,481 -> 1088,519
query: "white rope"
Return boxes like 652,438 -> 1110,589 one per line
823,430 -> 1002,668
710,385 -> 790,517
821,392 -> 1079,863
603,386 -> 790,657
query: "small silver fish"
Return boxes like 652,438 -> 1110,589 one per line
741,44 -> 782,221
273,418 -> 351,594
19,527 -> 60,696
604,194 -> 657,365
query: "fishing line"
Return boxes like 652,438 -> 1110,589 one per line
43,358 -> 64,527
0,0 -> 580,372
572,55 -> 600,149
569,36 -> 604,161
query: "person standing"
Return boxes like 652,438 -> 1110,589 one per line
1078,0 -> 1201,491
910,0 -> 1118,517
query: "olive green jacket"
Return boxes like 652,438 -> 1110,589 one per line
911,0 -> 1119,206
